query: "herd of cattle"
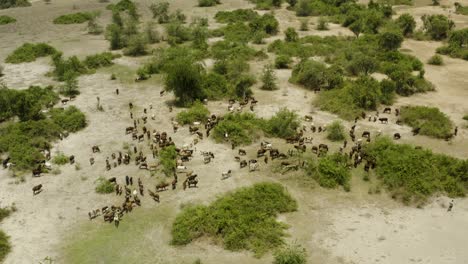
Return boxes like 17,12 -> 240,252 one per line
0,95 -> 459,227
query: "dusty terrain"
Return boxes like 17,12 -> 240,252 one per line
0,0 -> 467,264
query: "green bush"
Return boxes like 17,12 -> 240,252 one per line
422,14 -> 454,40
290,59 -> 327,90
212,112 -> 262,146
455,2 -> 468,15
214,9 -> 258,23
53,12 -> 95,24
317,17 -> 328,30
326,121 -> 345,141
260,64 -> 278,90
396,13 -> 416,36
160,145 -> 177,176
176,101 -> 210,125
0,15 -> 16,25
273,243 -> 307,264
364,137 -> 468,204
83,52 -> 118,69
285,27 -> 299,42
264,108 -> 300,138
52,152 -> 69,165
95,177 -> 114,194
52,53 -> 87,81
305,153 -> 351,191
5,43 -> 58,64
436,28 -> 468,61
123,34 -> 148,56
198,0 -> 220,7
50,106 -> 87,132
166,21 -> 192,45
463,114 -> 468,121
427,54 -> 443,65
150,1 -> 170,23
0,206 -> 14,222
275,55 -> 292,69
171,182 -> 297,257
0,0 -> 30,9
399,106 -> 453,139
0,230 -> 11,263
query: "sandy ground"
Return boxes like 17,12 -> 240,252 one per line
0,0 -> 467,263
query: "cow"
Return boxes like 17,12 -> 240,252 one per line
383,107 -> 391,114
221,170 -> 232,180
32,184 -> 43,195
379,118 -> 388,124
238,149 -> 246,156
393,133 -> 401,140
92,145 -> 101,153
362,131 -> 370,138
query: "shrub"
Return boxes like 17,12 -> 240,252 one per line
176,101 -> 210,125
364,137 -> 468,204
95,177 -> 114,194
346,55 -> 378,76
422,14 -> 454,40
198,0 -> 220,7
463,114 -> 468,121
83,52 -> 118,69
0,15 -> 16,25
0,206 -> 15,222
264,108 -> 300,138
145,23 -> 160,44
52,152 -> 69,165
87,18 -> 103,35
378,30 -> 404,51
436,28 -> 468,61
160,145 -> 177,176
299,19 -> 308,31
273,243 -> 307,264
399,106 -> 453,138
212,113 -> 262,146
396,13 -> 416,36
53,12 -> 95,24
171,182 -> 297,257
50,106 -> 87,132
150,1 -> 170,23
455,2 -> 468,15
290,59 -> 327,90
326,120 -> 345,141
123,35 -> 148,56
260,64 -> 278,90
285,27 -> 299,42
166,21 -> 192,44
275,55 -> 292,69
427,54 -> 443,65
52,53 -> 87,81
317,17 -> 328,30
305,153 -> 351,191
214,9 -> 258,23
0,230 -> 11,263
5,43 -> 58,64
164,57 -> 205,106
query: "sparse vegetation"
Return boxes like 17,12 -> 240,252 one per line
83,52 -> 119,69
364,137 -> 468,204
274,243 -> 307,264
0,15 -> 16,25
198,0 -> 220,7
427,54 -> 443,65
422,14 -> 454,40
171,182 -> 297,257
95,177 -> 114,194
53,12 -> 96,24
275,55 -> 292,69
5,43 -> 58,64
399,106 -> 453,139
316,17 -> 328,30
260,64 -> 278,90
52,152 -> 69,165
176,101 -> 210,125
0,0 -> 30,9
436,28 -> 468,61
455,2 -> 468,15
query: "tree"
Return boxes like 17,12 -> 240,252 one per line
347,55 -> 378,75
378,31 -> 403,51
327,121 -> 346,141
60,73 -> 79,96
396,13 -> 416,36
164,58 -> 205,106
422,14 -> 455,40
290,59 -> 326,90
296,0 -> 311,16
284,27 -> 299,42
150,1 -> 170,23
107,24 -> 124,50
260,64 -> 278,90
448,28 -> 468,48
348,76 -> 382,110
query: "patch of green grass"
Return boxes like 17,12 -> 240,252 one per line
427,54 -> 443,65
53,12 -> 97,24
198,0 -> 220,7
160,145 -> 177,176
274,243 -> 307,264
455,3 -> 468,15
364,137 -> 468,204
0,230 -> 11,262
0,15 -> 16,25
83,52 -> 120,69
63,205 -> 174,263
5,43 -> 58,64
171,182 -> 297,257
176,101 -> 209,125
52,152 -> 69,165
95,177 -> 114,194
400,106 -> 453,139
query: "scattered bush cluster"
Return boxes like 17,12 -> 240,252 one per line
0,15 -> 16,25
364,137 -> 468,204
5,43 -> 58,64
0,86 -> 86,170
53,12 -> 96,24
212,109 -> 300,146
176,101 -> 210,125
436,28 -> 468,61
399,106 -> 453,139
171,182 -> 297,257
